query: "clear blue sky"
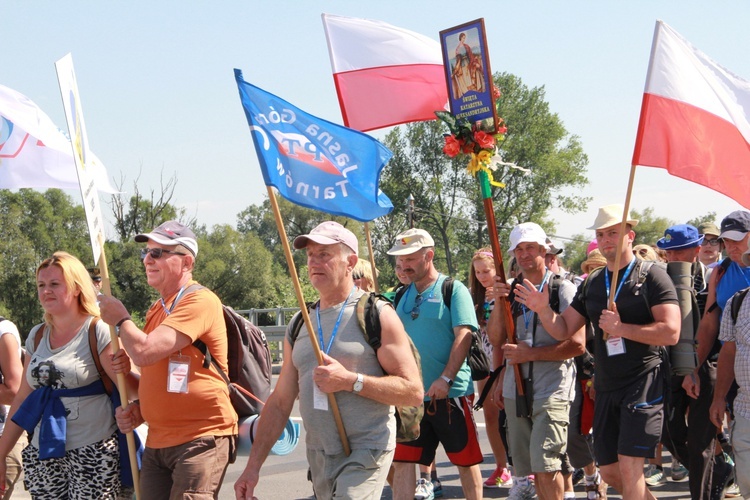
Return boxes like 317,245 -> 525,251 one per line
3,1 -> 749,244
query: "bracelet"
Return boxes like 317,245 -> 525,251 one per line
116,316 -> 131,328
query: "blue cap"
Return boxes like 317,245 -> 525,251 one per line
656,224 -> 703,250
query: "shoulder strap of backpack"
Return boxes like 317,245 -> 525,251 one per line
87,317 -> 114,395
580,267 -> 604,309
441,277 -> 454,310
393,285 -> 408,308
731,288 -> 750,325
548,274 -> 563,314
707,258 -> 733,314
289,301 -> 320,349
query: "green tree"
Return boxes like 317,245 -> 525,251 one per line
0,189 -> 91,335
374,71 -> 590,283
631,207 -> 675,246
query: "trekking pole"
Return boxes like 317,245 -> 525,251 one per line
267,188 -> 351,456
477,170 -> 525,398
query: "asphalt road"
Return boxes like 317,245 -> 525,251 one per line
13,370 -> 694,499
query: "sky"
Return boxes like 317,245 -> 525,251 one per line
3,1 -> 750,246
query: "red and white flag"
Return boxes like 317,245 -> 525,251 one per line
322,13 -> 448,132
632,21 -> 750,208
0,83 -> 116,193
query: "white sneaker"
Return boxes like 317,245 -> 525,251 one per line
507,482 -> 537,500
414,478 -> 435,500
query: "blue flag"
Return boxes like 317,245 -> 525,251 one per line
234,69 -> 393,222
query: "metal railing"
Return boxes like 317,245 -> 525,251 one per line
235,307 -> 299,362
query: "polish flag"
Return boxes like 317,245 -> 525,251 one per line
322,13 -> 448,132
632,21 -> 750,208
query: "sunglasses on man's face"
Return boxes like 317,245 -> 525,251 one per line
140,247 -> 187,260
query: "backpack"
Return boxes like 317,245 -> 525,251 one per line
173,284 -> 272,418
394,277 -> 491,381
289,292 -> 424,443
730,287 -> 750,325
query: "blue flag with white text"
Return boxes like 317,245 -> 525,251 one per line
234,69 -> 393,222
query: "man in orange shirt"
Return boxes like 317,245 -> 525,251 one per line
100,220 -> 237,499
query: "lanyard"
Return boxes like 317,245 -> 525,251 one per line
316,288 -> 355,355
160,286 -> 187,316
604,258 -> 637,303
400,274 -> 442,315
522,270 -> 550,330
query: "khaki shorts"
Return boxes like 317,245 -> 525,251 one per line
306,447 -> 394,500
504,396 -> 569,476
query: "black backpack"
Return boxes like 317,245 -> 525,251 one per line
173,284 -> 272,417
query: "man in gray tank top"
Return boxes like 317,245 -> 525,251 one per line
234,221 -> 423,500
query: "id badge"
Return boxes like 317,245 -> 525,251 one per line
167,354 -> 190,393
606,335 -> 626,356
313,383 -> 329,411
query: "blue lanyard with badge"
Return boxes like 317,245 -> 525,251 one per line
313,288 -> 355,411
602,258 -> 636,357
162,286 -> 191,393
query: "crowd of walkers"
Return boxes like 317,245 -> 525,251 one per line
1,206 -> 749,500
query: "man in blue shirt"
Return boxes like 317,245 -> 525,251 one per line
388,228 -> 483,500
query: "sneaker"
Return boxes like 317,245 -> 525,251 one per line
484,467 -> 512,488
584,474 -> 607,499
710,457 -> 733,500
432,478 -> 443,498
414,478 -> 434,500
507,482 -> 537,500
725,482 -> 741,498
644,464 -> 665,486
671,460 -> 689,481
572,468 -> 585,486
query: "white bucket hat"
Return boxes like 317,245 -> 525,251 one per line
509,223 -> 548,252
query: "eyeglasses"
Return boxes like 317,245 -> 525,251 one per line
411,294 -> 425,320
701,238 -> 721,247
140,247 -> 188,260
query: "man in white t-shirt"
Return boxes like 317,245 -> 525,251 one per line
0,317 -> 24,497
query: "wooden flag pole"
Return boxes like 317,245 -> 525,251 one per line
267,188 -> 351,456
604,164 -> 638,340
363,222 -> 379,293
477,171 -> 525,397
96,234 -> 141,500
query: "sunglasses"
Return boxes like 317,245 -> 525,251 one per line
352,273 -> 363,280
140,247 -> 188,260
701,238 -> 720,247
411,294 -> 425,320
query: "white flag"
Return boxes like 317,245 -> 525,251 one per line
0,83 -> 117,193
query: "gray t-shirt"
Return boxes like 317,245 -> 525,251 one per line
289,289 -> 395,455
503,277 -> 578,402
26,317 -> 117,450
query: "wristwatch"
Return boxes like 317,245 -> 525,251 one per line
440,375 -> 453,387
352,373 -> 364,393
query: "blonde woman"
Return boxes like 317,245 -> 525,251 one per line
468,247 -> 512,488
0,252 -> 137,498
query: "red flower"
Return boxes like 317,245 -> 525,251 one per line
462,141 -> 474,154
443,135 -> 461,157
497,125 -> 508,135
473,130 -> 495,149
492,86 -> 502,99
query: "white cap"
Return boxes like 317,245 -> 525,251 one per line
509,223 -> 548,252
387,228 -> 435,256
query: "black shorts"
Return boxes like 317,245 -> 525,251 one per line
393,395 -> 483,467
593,367 -> 664,466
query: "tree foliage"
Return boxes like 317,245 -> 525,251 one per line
370,71 -> 590,287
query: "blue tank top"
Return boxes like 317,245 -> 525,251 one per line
716,261 -> 750,312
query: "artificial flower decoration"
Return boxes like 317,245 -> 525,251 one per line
435,85 -> 508,188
